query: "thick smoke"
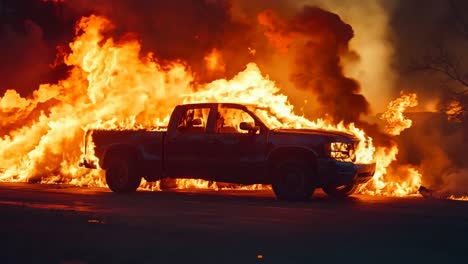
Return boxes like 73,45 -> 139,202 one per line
313,0 -> 397,114
391,0 -> 468,100
258,6 -> 369,123
0,0 -> 77,96
394,112 -> 468,193
0,19 -> 49,95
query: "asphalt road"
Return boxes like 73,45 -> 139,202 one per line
0,182 -> 467,264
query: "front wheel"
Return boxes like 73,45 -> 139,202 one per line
323,183 -> 357,198
105,157 -> 141,193
272,160 -> 315,201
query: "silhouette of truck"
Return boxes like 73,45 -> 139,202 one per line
81,103 -> 375,200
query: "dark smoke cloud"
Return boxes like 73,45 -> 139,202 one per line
0,19 -> 50,95
0,0 -> 76,96
258,6 -> 369,123
389,0 -> 468,99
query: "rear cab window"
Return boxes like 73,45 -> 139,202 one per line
176,107 -> 211,134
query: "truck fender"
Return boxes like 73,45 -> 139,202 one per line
266,147 -> 318,178
102,144 -> 142,170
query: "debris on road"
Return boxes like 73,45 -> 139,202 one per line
419,186 -> 447,199
87,219 -> 105,224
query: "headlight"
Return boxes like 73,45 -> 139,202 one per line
327,142 -> 356,162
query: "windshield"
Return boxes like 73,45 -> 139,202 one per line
245,104 -> 337,132
245,105 -> 285,129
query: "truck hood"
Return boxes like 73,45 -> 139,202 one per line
272,128 -> 358,142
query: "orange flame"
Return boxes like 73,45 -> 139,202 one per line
448,195 -> 468,201
381,92 -> 418,135
358,92 -> 422,196
446,100 -> 463,123
0,15 -> 425,197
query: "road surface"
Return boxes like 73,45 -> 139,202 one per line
0,182 -> 467,263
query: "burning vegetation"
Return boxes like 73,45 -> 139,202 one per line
0,0 -> 466,199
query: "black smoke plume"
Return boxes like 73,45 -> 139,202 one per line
258,6 -> 369,123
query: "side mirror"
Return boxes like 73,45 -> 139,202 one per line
191,118 -> 202,126
240,122 -> 259,132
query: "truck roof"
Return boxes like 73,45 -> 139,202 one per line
177,102 -> 257,109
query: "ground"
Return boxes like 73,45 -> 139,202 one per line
0,182 -> 467,263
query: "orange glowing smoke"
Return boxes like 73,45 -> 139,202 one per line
0,15 -> 422,197
204,48 -> 225,72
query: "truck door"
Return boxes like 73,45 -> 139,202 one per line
165,106 -> 215,180
206,105 -> 268,184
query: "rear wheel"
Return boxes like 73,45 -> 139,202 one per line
272,160 -> 315,201
323,183 -> 357,198
159,178 -> 178,190
105,157 -> 141,193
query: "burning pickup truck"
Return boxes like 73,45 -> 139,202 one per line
81,103 -> 375,200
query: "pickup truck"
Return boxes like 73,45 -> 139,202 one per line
81,103 -> 376,200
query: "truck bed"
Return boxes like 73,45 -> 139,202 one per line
85,129 -> 166,180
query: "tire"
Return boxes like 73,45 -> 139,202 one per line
323,183 -> 357,198
105,157 -> 141,193
159,177 -> 178,190
272,160 -> 315,201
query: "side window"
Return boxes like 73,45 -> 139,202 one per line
177,108 -> 210,133
216,107 -> 258,134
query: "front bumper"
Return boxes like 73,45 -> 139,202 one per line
317,159 -> 376,187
